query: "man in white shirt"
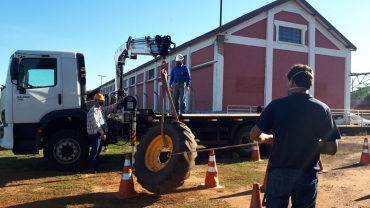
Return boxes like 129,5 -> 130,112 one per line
86,93 -> 122,173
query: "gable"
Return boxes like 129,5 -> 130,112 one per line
315,29 -> 340,50
231,18 -> 267,40
274,11 -> 308,25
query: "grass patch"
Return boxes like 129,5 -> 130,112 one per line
0,139 -> 266,207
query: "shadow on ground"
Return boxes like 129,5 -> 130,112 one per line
211,189 -> 253,200
7,192 -> 160,208
354,194 -> 370,201
331,163 -> 365,170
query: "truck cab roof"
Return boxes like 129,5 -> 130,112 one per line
15,50 -> 81,58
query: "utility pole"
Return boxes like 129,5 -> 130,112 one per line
97,75 -> 106,86
219,0 -> 223,28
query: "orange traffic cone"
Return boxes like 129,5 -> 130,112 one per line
318,158 -> 328,174
260,160 -> 269,191
250,183 -> 262,208
201,149 -> 224,188
113,154 -> 139,199
251,142 -> 261,162
360,138 -> 370,165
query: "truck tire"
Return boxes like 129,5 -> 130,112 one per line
133,120 -> 197,194
43,129 -> 89,171
233,126 -> 253,157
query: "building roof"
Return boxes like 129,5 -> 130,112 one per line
123,0 -> 356,77
87,78 -> 115,97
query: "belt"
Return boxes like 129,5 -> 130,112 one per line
174,82 -> 185,84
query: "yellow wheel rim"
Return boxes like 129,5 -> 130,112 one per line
144,135 -> 173,172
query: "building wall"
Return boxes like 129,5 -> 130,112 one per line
137,73 -> 143,83
136,84 -> 143,108
315,29 -> 340,50
146,81 -> 154,109
223,43 -> 266,109
191,45 -> 214,67
272,49 -> 308,100
190,66 -> 213,110
115,0 -> 352,112
314,54 -> 345,109
231,18 -> 267,40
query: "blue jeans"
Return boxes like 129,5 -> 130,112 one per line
173,82 -> 186,113
263,168 -> 318,208
88,134 -> 103,171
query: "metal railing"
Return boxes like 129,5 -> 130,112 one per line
331,108 -> 370,127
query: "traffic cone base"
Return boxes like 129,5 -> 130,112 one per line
250,183 -> 262,208
251,143 -> 261,162
114,154 -> 140,199
201,150 -> 224,189
360,138 -> 370,165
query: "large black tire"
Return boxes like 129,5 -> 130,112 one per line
233,126 -> 254,157
133,120 -> 197,194
43,129 -> 89,171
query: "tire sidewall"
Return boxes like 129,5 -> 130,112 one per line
43,129 -> 89,171
133,120 -> 197,193
234,126 -> 253,157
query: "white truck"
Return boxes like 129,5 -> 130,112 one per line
0,36 -> 201,193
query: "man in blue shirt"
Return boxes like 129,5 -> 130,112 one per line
250,64 -> 340,207
169,54 -> 191,115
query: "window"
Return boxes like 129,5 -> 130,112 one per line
18,58 -> 57,89
110,86 -> 112,92
278,26 -> 302,44
130,76 -> 135,85
148,69 -> 154,80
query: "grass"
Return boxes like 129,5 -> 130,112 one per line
0,140 -> 268,208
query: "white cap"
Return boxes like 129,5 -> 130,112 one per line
175,54 -> 184,61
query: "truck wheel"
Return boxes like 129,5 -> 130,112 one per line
233,126 -> 253,157
133,120 -> 197,194
43,129 -> 89,171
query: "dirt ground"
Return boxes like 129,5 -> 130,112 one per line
154,136 -> 370,207
158,136 -> 370,208
1,136 -> 369,208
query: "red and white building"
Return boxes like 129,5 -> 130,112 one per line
122,0 -> 356,112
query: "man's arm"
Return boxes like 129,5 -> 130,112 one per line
185,66 -> 191,87
250,125 -> 273,144
102,99 -> 122,114
319,140 -> 338,155
319,108 -> 341,155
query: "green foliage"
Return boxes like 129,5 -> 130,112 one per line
352,85 -> 370,100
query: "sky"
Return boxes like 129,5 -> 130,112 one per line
1,0 -> 369,92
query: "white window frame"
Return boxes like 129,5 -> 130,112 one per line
274,20 -> 307,47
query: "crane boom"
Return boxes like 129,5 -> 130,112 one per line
114,35 -> 175,99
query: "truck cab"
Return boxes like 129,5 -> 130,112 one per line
1,50 -> 89,170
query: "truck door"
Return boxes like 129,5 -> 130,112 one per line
13,56 -> 63,123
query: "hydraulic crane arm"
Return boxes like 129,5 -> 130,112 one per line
114,35 -> 175,99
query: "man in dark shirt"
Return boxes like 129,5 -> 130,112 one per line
250,64 -> 340,207
169,54 -> 191,115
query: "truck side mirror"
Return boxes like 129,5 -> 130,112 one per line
10,58 -> 20,80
